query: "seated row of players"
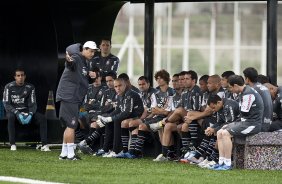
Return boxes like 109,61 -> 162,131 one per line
75,67 -> 281,170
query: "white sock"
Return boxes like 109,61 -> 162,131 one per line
67,143 -> 75,158
224,158 -> 232,166
218,157 -> 224,165
60,143 -> 68,157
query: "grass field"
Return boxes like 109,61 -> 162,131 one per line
0,147 -> 281,184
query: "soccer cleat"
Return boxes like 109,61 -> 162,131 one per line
41,145 -> 51,152
149,121 -> 163,132
77,144 -> 94,155
67,155 -> 81,161
213,164 -> 232,171
95,149 -> 106,156
153,154 -> 168,162
59,155 -> 67,160
10,145 -> 16,151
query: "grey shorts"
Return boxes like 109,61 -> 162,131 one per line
59,101 -> 80,129
225,121 -> 261,137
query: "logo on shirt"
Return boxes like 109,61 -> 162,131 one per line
71,118 -> 76,125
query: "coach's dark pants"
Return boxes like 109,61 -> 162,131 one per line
103,122 -> 114,152
7,112 -> 48,145
113,119 -> 122,153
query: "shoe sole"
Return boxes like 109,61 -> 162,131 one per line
59,156 -> 67,160
179,159 -> 190,164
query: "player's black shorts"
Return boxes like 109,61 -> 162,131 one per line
59,101 -> 80,129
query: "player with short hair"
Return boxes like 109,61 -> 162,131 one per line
243,67 -> 273,132
214,75 -> 264,170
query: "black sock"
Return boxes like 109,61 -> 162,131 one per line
181,131 -> 190,148
89,128 -> 96,135
195,135 -> 210,158
75,126 -> 85,141
189,121 -> 199,147
86,128 -> 103,145
162,146 -> 169,157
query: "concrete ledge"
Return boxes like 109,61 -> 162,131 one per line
246,132 -> 282,145
233,132 -> 282,170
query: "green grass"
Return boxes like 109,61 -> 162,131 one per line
0,148 -> 281,184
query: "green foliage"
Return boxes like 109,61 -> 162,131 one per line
0,148 -> 281,184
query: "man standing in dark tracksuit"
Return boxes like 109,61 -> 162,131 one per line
56,41 -> 99,160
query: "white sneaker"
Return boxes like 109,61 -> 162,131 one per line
103,151 -> 117,158
188,156 -> 204,164
79,140 -> 87,147
153,154 -> 168,162
198,158 -> 209,167
10,145 -> 16,151
149,121 -> 163,132
201,160 -> 217,169
41,145 -> 51,152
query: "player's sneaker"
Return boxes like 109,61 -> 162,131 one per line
188,156 -> 203,164
149,121 -> 163,132
95,149 -> 106,156
209,163 -> 223,170
213,164 -> 232,171
122,152 -> 137,159
202,161 -> 217,169
153,154 -> 168,162
67,155 -> 81,161
78,140 -> 87,147
59,155 -> 67,160
41,145 -> 51,152
103,151 -> 117,158
77,144 -> 94,155
115,151 -> 127,158
198,159 -> 209,167
10,145 -> 16,151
